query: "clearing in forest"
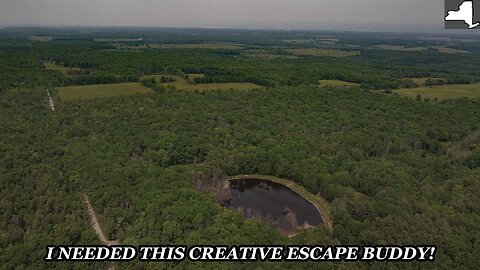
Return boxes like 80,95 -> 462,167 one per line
184,73 -> 205,82
433,46 -> 470,54
94,38 -> 143,42
319,80 -> 359,88
282,38 -> 338,44
287,48 -> 359,57
142,74 -> 262,91
150,43 -> 243,50
404,77 -> 445,85
395,83 -> 480,100
44,62 -> 81,75
376,45 -> 469,54
29,36 -> 53,42
243,50 -> 300,59
57,82 -> 153,101
403,77 -> 445,86
375,45 -> 426,52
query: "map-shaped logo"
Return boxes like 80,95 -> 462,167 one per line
445,0 -> 480,29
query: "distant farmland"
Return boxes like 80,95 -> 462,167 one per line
243,50 -> 300,59
319,80 -> 359,88
150,43 -> 243,49
288,48 -> 359,57
403,77 -> 445,86
44,62 -> 80,75
395,83 -> 480,100
29,36 -> 53,42
376,45 -> 469,54
57,83 -> 153,101
142,74 -> 262,91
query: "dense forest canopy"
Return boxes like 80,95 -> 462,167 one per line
1,27 -> 479,269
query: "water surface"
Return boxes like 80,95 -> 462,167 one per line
224,179 -> 323,232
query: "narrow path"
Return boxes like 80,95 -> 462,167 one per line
82,193 -> 120,270
46,89 -> 55,111
82,193 -> 120,246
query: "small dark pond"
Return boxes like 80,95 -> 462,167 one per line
224,179 -> 323,233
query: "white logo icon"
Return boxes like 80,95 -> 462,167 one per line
445,1 -> 480,29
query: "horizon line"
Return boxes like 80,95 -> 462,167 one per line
1,23 -> 479,36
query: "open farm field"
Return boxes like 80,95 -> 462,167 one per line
44,62 -> 81,75
375,45 -> 426,51
433,46 -> 469,54
376,45 -> 469,54
319,80 -> 359,88
94,38 -> 143,42
395,83 -> 480,100
57,82 -> 153,100
150,43 -> 243,49
403,77 -> 445,86
29,36 -> 53,42
288,48 -> 359,57
243,50 -> 300,59
142,74 -> 262,91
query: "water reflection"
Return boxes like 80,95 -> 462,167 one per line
224,179 -> 323,234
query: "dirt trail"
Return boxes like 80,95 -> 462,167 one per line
82,193 -> 120,246
82,193 -> 119,270
47,89 -> 55,111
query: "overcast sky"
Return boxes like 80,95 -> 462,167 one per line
0,0 -> 443,31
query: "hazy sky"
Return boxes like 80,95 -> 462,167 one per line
0,0 -> 443,31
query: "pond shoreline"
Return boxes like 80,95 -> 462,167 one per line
225,174 -> 333,233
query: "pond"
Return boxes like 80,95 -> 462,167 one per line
224,178 -> 324,234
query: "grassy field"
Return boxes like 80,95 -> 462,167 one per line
282,38 -> 338,45
403,77 -> 445,86
432,46 -> 469,54
150,43 -> 243,49
375,45 -> 425,52
288,48 -> 359,57
395,83 -> 480,100
243,50 -> 300,59
226,174 -> 333,233
44,62 -> 80,75
114,44 -> 148,50
57,82 -> 153,101
29,36 -> 53,42
376,45 -> 469,54
185,73 -> 205,82
94,38 -> 143,42
319,80 -> 359,88
142,74 -> 262,91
